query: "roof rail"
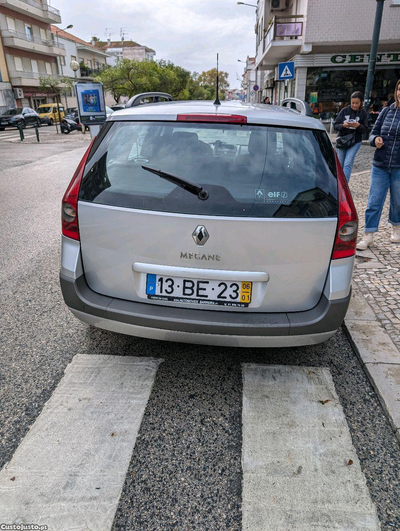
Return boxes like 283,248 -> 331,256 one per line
281,98 -> 314,117
125,92 -> 173,108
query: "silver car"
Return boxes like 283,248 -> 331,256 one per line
60,99 -> 357,347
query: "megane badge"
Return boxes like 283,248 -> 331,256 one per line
192,225 -> 209,246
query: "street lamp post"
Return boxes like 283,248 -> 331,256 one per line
55,24 -> 73,108
237,2 -> 258,7
364,0 -> 386,131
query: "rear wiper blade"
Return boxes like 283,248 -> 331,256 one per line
141,165 -> 209,200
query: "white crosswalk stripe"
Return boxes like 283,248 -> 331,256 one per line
242,365 -> 381,530
0,132 -> 35,142
0,361 -> 381,530
0,355 -> 162,530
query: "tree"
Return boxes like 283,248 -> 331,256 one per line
198,68 -> 229,90
91,36 -> 100,42
39,75 -> 74,133
198,68 -> 229,101
96,59 -> 192,101
95,60 -> 229,103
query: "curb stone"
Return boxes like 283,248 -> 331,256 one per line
344,291 -> 400,444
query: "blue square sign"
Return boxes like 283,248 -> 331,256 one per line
278,62 -> 295,80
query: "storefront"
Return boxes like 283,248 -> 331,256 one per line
17,90 -> 55,110
293,52 -> 400,117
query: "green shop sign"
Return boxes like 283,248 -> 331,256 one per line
331,53 -> 400,65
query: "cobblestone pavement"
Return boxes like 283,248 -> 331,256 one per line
349,145 -> 400,352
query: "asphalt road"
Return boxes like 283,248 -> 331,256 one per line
0,142 -> 399,530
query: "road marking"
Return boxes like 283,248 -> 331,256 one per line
0,133 -> 35,142
242,365 -> 381,530
0,355 -> 162,530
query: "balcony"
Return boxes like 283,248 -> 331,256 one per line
8,69 -> 61,86
0,0 -> 61,24
79,64 -> 105,79
2,30 -> 66,57
256,15 -> 304,70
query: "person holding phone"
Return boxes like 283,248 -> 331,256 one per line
357,79 -> 400,250
334,91 -> 368,182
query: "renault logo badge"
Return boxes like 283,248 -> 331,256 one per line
192,225 -> 209,246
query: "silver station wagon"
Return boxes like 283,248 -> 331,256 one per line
60,99 -> 358,347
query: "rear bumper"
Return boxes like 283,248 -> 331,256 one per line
60,272 -> 351,347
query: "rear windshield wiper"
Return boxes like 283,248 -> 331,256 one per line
142,165 -> 209,200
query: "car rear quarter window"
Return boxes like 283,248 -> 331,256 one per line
79,121 -> 338,218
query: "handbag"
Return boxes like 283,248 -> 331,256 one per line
336,132 -> 356,149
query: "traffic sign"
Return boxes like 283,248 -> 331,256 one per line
278,61 -> 295,80
253,85 -> 259,91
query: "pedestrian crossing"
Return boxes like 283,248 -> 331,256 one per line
0,130 -> 35,142
0,357 -> 381,530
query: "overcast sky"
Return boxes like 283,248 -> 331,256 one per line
52,0 -> 256,89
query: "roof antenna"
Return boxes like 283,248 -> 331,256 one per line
213,53 -> 221,106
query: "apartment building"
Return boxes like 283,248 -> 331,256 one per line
240,56 -> 257,103
94,40 -> 155,66
254,0 -> 400,113
0,26 -> 13,112
50,26 -> 109,107
0,0 -> 65,109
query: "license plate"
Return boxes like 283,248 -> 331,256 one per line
1,122 -> 7,125
146,274 -> 252,307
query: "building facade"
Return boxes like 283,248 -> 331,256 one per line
0,26 -> 13,112
241,57 -> 257,103
94,40 -> 155,67
50,27 -> 109,107
0,0 -> 65,110
255,0 -> 400,113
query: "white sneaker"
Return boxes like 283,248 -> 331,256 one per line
356,233 -> 374,250
390,225 -> 400,243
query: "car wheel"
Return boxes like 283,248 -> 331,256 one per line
36,119 -> 41,128
20,121 -> 26,129
62,128 -> 70,134
48,118 -> 53,126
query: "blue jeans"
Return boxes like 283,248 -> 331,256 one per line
365,166 -> 400,232
337,142 -> 361,182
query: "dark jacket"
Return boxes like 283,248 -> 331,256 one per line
369,104 -> 400,169
334,105 -> 368,144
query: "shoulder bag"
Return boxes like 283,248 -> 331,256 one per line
336,132 -> 356,149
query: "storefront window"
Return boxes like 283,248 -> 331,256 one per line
305,67 -> 400,118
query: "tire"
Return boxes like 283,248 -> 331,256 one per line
48,118 -> 53,126
36,119 -> 41,128
19,121 -> 26,130
62,128 -> 70,134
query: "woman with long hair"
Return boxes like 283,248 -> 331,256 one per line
334,91 -> 368,182
357,79 -> 400,249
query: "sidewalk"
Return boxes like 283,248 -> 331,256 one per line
341,146 -> 400,443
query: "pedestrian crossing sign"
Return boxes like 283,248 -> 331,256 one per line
278,61 -> 295,80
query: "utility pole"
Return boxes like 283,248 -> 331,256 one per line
364,0 -> 386,121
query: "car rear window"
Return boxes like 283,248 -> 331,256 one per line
79,121 -> 338,218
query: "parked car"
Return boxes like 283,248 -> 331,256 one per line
124,92 -> 173,108
109,104 -> 126,111
0,107 -> 41,130
66,107 -> 78,116
37,103 -> 65,125
60,98 -> 357,348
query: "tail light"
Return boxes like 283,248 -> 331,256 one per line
332,153 -> 358,259
61,140 -> 94,240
